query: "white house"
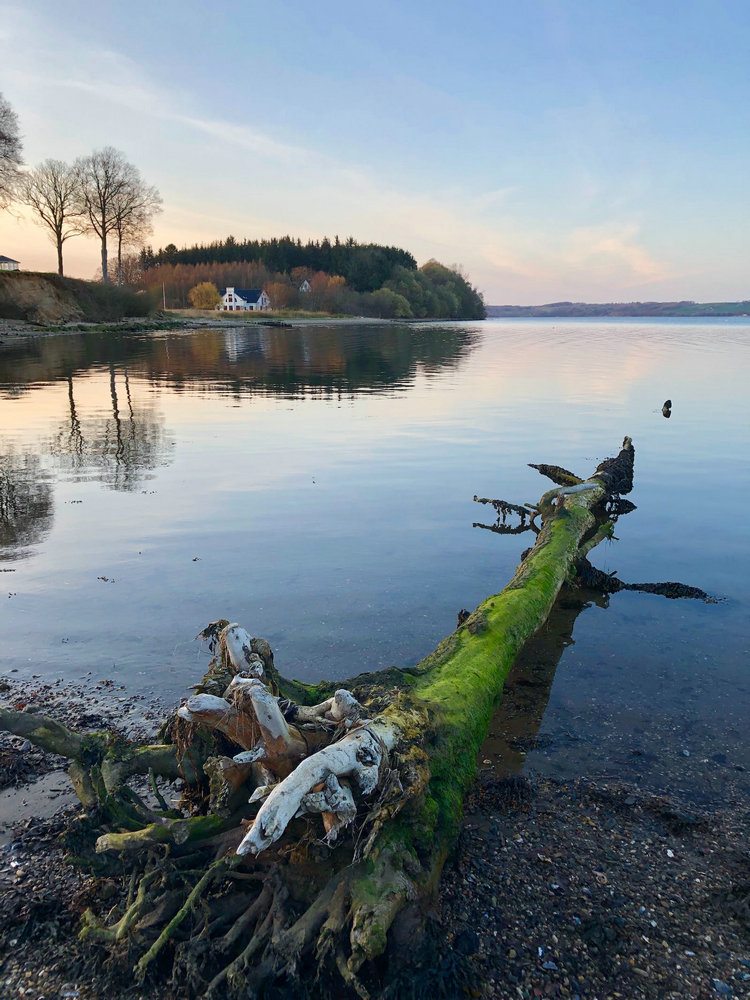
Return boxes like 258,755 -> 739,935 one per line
219,286 -> 271,311
0,255 -> 20,271
298,279 -> 311,293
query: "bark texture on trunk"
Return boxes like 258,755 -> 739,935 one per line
2,439 -> 649,998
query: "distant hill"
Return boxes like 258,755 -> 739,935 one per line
487,300 -> 750,318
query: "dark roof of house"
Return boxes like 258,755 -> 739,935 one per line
221,288 -> 263,301
0,255 -> 20,264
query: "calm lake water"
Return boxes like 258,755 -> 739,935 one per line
1,318 -> 748,802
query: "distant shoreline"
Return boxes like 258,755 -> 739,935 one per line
487,300 -> 750,318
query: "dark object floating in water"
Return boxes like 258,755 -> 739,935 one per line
662,398 -> 672,418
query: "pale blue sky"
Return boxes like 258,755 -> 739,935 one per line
1,0 -> 748,303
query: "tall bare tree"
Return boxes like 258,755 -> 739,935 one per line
76,148 -> 162,284
0,92 -> 23,209
110,166 -> 162,285
20,159 -> 83,275
75,147 -> 129,283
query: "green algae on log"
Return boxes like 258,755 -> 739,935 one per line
1,438 -> 637,998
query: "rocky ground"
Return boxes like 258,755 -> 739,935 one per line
441,772 -> 749,1000
0,317 -> 189,341
1,679 -> 748,1000
0,312 -> 393,342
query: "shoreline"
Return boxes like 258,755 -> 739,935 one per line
0,311 -> 403,343
1,677 -> 747,999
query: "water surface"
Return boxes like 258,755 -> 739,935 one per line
1,318 -> 748,800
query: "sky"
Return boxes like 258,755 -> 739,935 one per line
0,0 -> 748,304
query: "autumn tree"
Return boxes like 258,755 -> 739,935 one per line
188,281 -> 221,310
20,159 -> 83,275
265,279 -> 297,311
0,92 -> 23,209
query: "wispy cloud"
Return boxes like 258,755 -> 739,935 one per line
563,223 -> 671,286
0,6 -> 676,301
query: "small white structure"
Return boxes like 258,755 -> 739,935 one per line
0,255 -> 20,271
220,286 -> 271,312
298,279 -> 311,293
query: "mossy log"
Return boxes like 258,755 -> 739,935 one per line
2,438 -> 641,998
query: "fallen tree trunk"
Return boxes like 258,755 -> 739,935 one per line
3,438 -> 650,997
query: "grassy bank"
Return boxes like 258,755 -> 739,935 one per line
0,271 -> 158,325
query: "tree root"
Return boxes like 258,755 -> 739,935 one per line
135,856 -> 229,981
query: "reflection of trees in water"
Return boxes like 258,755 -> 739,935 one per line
0,449 -> 54,559
50,366 -> 173,491
0,325 -> 478,404
141,325 -> 478,397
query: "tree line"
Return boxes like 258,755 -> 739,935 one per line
145,257 -> 485,319
141,235 -> 418,294
0,92 -> 162,283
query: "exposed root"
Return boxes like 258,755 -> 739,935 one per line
135,856 -> 229,981
237,720 -> 397,856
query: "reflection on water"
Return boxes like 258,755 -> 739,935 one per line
481,586 -> 600,774
0,449 -> 53,559
0,324 -> 475,400
49,368 -> 171,491
0,318 -> 748,799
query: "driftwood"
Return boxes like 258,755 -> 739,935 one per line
2,436 -> 687,997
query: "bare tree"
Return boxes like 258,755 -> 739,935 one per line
0,92 -> 23,209
91,252 -> 144,286
20,159 -> 83,275
74,148 -> 128,283
110,167 -> 162,285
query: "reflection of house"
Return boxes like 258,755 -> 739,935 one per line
219,287 -> 271,311
0,255 -> 20,271
298,279 -> 311,293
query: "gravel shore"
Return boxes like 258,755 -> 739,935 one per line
1,680 -> 748,1000
441,771 -> 749,1000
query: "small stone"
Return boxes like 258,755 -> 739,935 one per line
454,929 -> 480,956
543,960 -> 559,971
624,795 -> 636,805
712,980 -> 732,997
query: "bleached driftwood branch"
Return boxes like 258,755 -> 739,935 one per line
237,718 -> 397,856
